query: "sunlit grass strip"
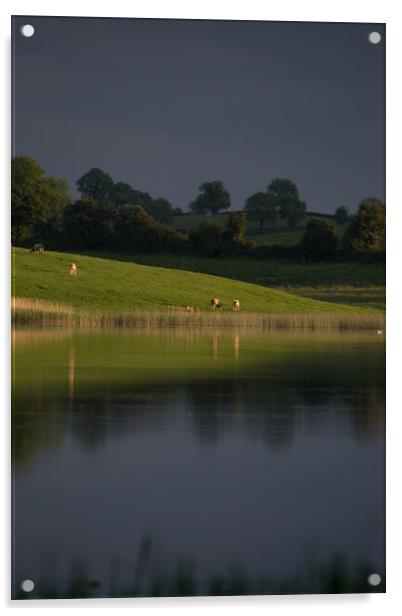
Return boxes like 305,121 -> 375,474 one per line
12,297 -> 385,331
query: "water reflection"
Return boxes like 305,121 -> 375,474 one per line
14,536 -> 385,599
68,346 -> 75,401
12,328 -> 385,598
12,379 -> 385,460
233,333 -> 240,361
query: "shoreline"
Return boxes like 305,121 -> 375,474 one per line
12,297 -> 385,331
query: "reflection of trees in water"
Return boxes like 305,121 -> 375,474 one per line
183,376 -> 384,450
12,373 -> 385,466
68,385 -> 180,450
12,396 -> 67,469
12,330 -> 385,465
299,387 -> 385,443
62,378 -> 384,454
12,534 -> 385,599
13,382 -> 182,463
68,346 -> 75,401
353,389 -> 385,442
185,379 -> 298,449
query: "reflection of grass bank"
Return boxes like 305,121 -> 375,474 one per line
12,326 -> 385,467
12,297 -> 385,330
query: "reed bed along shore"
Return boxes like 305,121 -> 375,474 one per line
12,297 -> 385,331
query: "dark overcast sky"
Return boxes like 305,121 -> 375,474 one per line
12,16 -> 385,213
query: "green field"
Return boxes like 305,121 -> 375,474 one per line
171,212 -> 293,234
246,229 -> 305,246
172,212 -> 343,248
113,253 -> 385,311
12,248 -> 380,316
246,222 -> 346,246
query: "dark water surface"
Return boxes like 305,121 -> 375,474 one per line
12,328 -> 385,598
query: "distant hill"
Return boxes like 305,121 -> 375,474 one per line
171,210 -> 336,235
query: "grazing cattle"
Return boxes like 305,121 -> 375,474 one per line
232,300 -> 240,312
31,243 -> 44,255
69,263 -> 77,276
186,305 -> 199,313
210,298 -> 223,310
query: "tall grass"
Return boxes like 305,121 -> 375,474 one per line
12,297 -> 385,331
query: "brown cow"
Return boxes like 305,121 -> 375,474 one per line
69,263 -> 77,276
210,298 -> 223,310
232,300 -> 240,312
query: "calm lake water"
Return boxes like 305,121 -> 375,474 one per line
12,328 -> 385,598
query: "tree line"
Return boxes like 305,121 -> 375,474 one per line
11,155 -> 385,261
188,178 -> 307,230
298,200 -> 385,261
11,156 -> 251,256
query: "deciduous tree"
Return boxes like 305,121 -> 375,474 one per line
61,197 -> 114,249
267,178 -> 306,228
189,218 -> 224,256
334,205 -> 350,225
224,212 -> 247,242
109,181 -> 135,206
343,198 -> 385,251
244,192 -> 277,229
300,218 -> 339,261
146,197 -> 176,224
12,155 -> 70,241
189,181 -> 231,215
76,168 -> 114,204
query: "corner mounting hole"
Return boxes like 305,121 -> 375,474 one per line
368,31 -> 381,45
20,24 -> 35,38
367,573 -> 381,586
20,579 -> 35,593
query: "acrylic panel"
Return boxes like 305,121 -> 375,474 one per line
11,16 -> 386,599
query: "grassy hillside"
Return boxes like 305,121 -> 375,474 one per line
12,248 -> 378,315
114,253 -> 385,311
